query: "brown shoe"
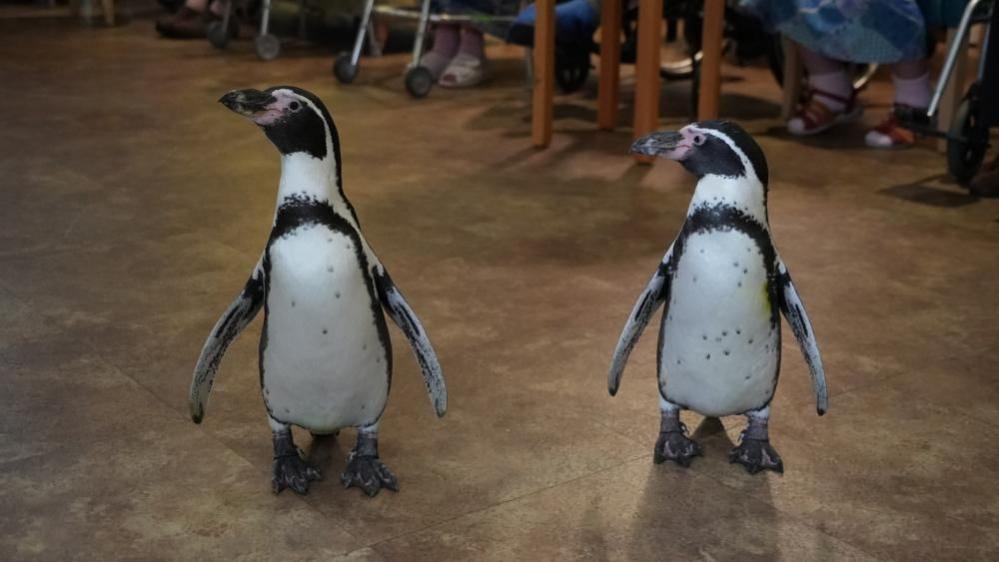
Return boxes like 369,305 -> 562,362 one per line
155,7 -> 216,39
970,158 -> 999,198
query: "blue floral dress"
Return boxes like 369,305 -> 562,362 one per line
739,0 -> 928,63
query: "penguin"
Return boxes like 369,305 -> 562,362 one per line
608,121 -> 827,474
189,86 -> 447,496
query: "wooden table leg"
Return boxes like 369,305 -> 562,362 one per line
697,0 -> 724,120
632,0 -> 662,161
531,0 -> 555,148
597,0 -> 622,130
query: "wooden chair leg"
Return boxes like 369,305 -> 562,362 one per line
597,0 -> 622,130
696,0 -> 724,120
632,0 -> 662,162
531,0 -> 555,148
780,36 -> 803,121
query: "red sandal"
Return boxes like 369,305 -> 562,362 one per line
787,88 -> 863,136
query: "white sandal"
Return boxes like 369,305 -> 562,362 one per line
439,52 -> 488,88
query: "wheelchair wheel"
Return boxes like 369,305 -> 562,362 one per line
255,34 -> 281,61
555,45 -> 590,94
405,66 -> 433,99
333,53 -> 359,84
947,85 -> 988,185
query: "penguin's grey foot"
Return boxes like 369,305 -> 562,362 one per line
272,451 -> 323,494
653,427 -> 703,467
729,438 -> 784,474
340,453 -> 399,497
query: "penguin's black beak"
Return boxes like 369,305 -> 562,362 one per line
219,89 -> 277,118
629,130 -> 693,160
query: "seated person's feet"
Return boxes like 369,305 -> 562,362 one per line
864,105 -> 924,149
439,28 -> 488,88
156,6 -> 217,39
422,24 -> 460,80
440,52 -> 488,88
507,0 -> 600,46
787,88 -> 862,136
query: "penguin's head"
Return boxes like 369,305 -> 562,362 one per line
219,86 -> 338,160
630,121 -> 768,189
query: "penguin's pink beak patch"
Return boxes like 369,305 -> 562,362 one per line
218,89 -> 297,126
630,128 -> 695,160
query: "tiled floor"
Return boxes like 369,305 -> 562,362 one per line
1,14 -> 998,561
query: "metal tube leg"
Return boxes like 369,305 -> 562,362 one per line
410,0 -> 433,67
350,0 -> 375,66
221,0 -> 232,32
929,0 -> 983,116
366,19 -> 382,57
259,0 -> 272,36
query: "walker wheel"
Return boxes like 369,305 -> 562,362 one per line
405,66 -> 433,98
254,34 -> 281,61
333,53 -> 359,84
207,21 -> 231,49
947,85 -> 988,185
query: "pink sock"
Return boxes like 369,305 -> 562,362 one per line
431,24 -> 460,57
458,28 -> 484,59
893,72 -> 931,109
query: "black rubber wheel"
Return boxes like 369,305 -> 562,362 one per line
254,34 -> 281,61
207,21 -> 231,49
333,53 -> 359,84
947,87 -> 988,185
555,45 -> 590,94
404,66 -> 433,99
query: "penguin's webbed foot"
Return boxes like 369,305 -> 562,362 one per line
340,453 -> 399,497
272,452 -> 323,495
729,438 -> 784,474
654,429 -> 703,467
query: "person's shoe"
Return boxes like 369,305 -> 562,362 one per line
787,88 -> 862,136
507,0 -> 599,47
439,52 -> 489,88
864,106 -> 923,148
155,7 -> 216,39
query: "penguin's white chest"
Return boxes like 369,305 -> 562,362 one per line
262,223 -> 389,431
660,229 -> 780,416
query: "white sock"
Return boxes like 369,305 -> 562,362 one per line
808,70 -> 852,112
893,72 -> 931,109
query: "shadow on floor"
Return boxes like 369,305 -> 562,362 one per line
880,174 -> 978,207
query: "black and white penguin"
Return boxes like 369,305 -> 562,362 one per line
608,121 -> 827,474
189,86 -> 447,496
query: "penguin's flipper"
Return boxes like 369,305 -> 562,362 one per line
189,263 -> 266,424
608,248 -> 673,396
776,260 -> 828,415
373,266 -> 447,417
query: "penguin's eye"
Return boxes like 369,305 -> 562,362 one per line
693,134 -> 706,146
289,101 -> 301,111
